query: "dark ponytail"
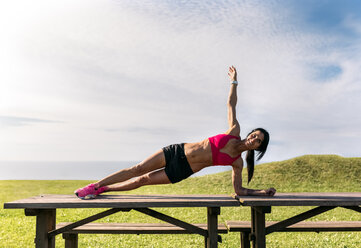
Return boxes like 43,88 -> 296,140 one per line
245,128 -> 270,184
246,150 -> 254,184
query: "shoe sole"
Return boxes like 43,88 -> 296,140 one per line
75,192 -> 96,200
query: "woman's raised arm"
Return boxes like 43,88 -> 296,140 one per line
225,66 -> 240,136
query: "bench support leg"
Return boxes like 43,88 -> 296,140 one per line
251,207 -> 271,248
25,209 -> 56,248
207,207 -> 220,248
63,233 -> 78,248
49,208 -> 127,238
266,206 -> 335,234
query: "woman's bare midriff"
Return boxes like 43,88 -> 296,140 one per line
184,139 -> 213,173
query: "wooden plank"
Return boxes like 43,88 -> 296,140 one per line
227,221 -> 361,232
4,194 -> 241,209
5,193 -> 361,209
235,192 -> 361,206
227,221 -> 252,231
56,222 -> 228,234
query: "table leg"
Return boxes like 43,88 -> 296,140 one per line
251,207 -> 271,248
37,209 -> 56,248
207,207 -> 220,248
251,208 -> 256,248
26,209 -> 56,248
63,233 -> 78,248
240,231 -> 250,248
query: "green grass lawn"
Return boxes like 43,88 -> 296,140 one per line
1,155 -> 360,247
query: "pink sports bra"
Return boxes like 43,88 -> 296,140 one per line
208,134 -> 242,165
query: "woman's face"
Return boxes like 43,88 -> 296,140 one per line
246,130 -> 264,150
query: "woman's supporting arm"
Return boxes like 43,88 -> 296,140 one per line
232,162 -> 276,196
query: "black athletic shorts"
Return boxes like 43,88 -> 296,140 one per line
162,143 -> 194,184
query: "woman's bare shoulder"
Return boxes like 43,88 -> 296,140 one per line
225,126 -> 241,137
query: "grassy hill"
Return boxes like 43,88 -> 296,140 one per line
1,155 -> 360,247
250,154 -> 361,192
186,154 -> 361,194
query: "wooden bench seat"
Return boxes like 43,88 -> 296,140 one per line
226,221 -> 361,248
227,220 -> 361,232
57,222 -> 228,248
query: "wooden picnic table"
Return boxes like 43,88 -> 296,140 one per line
4,192 -> 361,248
234,192 -> 361,248
3,194 -> 240,248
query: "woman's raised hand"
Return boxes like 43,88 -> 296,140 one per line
228,65 -> 237,82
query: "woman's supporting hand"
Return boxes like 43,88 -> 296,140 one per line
264,187 -> 277,196
228,65 -> 237,81
234,187 -> 276,197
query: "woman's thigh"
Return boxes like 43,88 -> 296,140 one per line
143,169 -> 171,185
135,149 -> 166,174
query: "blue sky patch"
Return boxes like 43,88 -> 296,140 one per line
286,0 -> 361,38
309,64 -> 342,82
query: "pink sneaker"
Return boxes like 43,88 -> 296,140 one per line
74,183 -> 106,199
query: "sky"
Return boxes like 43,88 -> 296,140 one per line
1,0 -> 360,164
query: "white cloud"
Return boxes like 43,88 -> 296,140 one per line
0,0 -> 360,162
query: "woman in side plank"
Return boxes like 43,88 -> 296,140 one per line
75,66 -> 276,199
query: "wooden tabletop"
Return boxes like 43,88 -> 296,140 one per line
3,194 -> 241,209
4,192 -> 361,209
235,192 -> 361,206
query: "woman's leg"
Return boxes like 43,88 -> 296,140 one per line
107,169 -> 171,192
95,149 -> 166,188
